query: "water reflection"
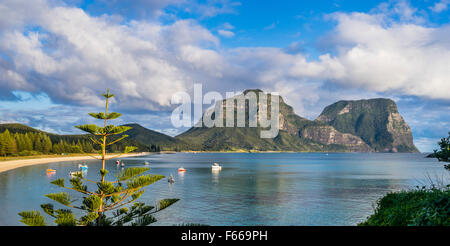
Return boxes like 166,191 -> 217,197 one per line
212,169 -> 220,184
177,170 -> 185,183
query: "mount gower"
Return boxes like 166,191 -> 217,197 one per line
0,89 -> 418,153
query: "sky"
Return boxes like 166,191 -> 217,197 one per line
0,0 -> 449,152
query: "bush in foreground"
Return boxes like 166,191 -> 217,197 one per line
359,188 -> 449,226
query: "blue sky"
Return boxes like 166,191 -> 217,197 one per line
0,0 -> 449,152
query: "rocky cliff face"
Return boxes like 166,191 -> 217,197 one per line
315,98 -> 418,152
300,125 -> 373,152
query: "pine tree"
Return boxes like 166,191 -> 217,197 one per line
0,132 -> 7,156
19,89 -> 178,226
3,130 -> 17,155
23,133 -> 33,151
43,135 -> 52,154
433,132 -> 450,171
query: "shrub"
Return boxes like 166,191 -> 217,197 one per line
359,188 -> 449,226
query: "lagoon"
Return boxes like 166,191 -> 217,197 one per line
0,152 -> 445,226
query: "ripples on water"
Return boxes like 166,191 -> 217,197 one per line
0,152 -> 445,226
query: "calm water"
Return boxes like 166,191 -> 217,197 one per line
0,152 -> 446,226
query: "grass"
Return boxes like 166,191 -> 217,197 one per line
359,187 -> 450,226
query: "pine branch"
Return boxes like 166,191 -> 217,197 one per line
18,211 -> 46,226
106,135 -> 129,146
115,167 -> 151,181
45,192 -> 73,206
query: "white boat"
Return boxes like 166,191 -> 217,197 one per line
121,162 -> 125,167
211,163 -> 222,170
69,171 -> 83,177
168,174 -> 175,184
144,161 -> 150,165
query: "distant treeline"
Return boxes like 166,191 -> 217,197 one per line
0,129 -> 161,157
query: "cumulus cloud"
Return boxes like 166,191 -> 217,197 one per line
0,0 -> 223,110
284,2 -> 450,100
429,0 -> 450,13
218,29 -> 234,37
1,0 -> 449,125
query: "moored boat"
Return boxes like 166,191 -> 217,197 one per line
168,174 -> 175,183
69,171 -> 83,177
78,164 -> 88,170
178,167 -> 186,172
211,163 -> 222,170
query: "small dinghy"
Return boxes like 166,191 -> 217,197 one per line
211,163 -> 222,171
78,164 -> 88,170
46,169 -> 56,173
168,174 -> 175,184
178,167 -> 186,172
69,171 -> 83,177
116,160 -> 121,166
144,161 -> 150,165
121,162 -> 125,167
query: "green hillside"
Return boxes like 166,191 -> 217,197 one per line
122,123 -> 189,150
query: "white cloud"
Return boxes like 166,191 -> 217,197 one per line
429,0 -> 450,13
218,29 -> 234,37
304,11 -> 450,100
0,0 -> 221,110
263,22 -> 277,30
222,22 -> 234,29
1,0 -> 450,121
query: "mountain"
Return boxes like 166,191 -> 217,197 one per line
0,123 -> 44,134
315,99 -> 418,152
0,123 -> 173,152
122,123 -> 188,150
176,89 -> 344,151
176,90 -> 418,152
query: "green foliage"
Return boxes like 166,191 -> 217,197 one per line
18,211 -> 46,226
88,112 -> 122,120
433,132 -> 450,170
19,89 -> 178,226
45,192 -> 73,206
116,167 -> 151,181
126,174 -> 164,189
158,198 -> 180,211
359,188 -> 450,226
50,178 -> 65,188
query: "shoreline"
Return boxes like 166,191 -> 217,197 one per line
0,152 -> 150,174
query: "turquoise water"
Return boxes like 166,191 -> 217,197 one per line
0,152 -> 446,226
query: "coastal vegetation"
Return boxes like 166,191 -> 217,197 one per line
18,90 -> 178,226
360,133 -> 450,226
0,124 -> 162,157
359,188 -> 449,226
433,132 -> 450,171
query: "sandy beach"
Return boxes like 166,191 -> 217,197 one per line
0,152 -> 150,173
